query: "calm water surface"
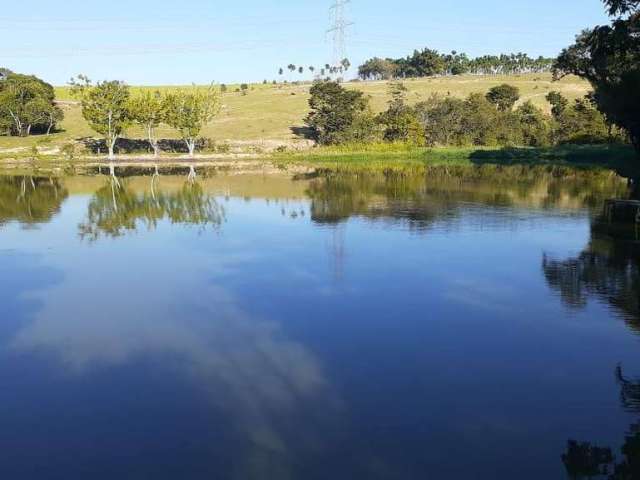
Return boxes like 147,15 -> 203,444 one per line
1,169 -> 639,479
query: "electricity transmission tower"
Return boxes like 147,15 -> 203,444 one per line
327,0 -> 354,71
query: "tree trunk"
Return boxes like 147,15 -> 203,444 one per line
149,126 -> 159,157
108,137 -> 117,160
186,139 -> 196,158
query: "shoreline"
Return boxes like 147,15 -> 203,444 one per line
0,144 -> 637,177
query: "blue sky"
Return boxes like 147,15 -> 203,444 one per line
1,0 -> 610,85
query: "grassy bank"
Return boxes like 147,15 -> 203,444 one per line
1,143 -> 637,179
274,143 -> 639,173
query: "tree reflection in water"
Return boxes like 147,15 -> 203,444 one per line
78,177 -> 225,241
561,367 -> 640,480
544,208 -> 640,478
0,175 -> 68,226
306,168 -> 628,229
543,220 -> 640,330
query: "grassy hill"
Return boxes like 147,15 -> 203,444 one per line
0,73 -> 591,154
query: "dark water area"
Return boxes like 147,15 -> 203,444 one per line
1,168 -> 640,479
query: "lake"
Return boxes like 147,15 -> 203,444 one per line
1,166 -> 639,479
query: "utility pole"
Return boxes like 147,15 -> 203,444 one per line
327,0 -> 354,74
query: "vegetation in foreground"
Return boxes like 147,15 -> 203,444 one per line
272,143 -> 639,175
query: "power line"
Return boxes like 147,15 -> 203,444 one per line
327,0 -> 354,68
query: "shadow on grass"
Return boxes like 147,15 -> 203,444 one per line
468,144 -> 640,176
78,138 -> 197,155
290,126 -> 315,141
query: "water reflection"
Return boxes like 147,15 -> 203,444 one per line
0,175 -> 68,226
306,169 -> 628,229
561,367 -> 640,479
2,167 -> 640,479
78,178 -> 225,240
10,267 -> 339,477
543,217 -> 640,327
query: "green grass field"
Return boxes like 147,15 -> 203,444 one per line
0,73 -> 592,155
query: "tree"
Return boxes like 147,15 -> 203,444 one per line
377,82 -> 423,143
486,84 -> 520,111
163,85 -> 221,157
278,68 -> 284,76
605,0 -> 640,16
304,81 -> 376,144
70,76 -> 130,159
358,50 -> 555,80
358,57 -> 397,80
554,0 -> 640,150
556,98 -> 612,144
546,91 -> 569,119
397,48 -> 446,77
515,101 -> 551,146
416,95 -> 468,146
240,83 -> 249,95
0,73 -> 62,136
0,67 -> 12,80
128,91 -> 165,157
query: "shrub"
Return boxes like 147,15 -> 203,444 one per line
305,81 -> 378,145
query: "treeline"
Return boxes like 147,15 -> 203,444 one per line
68,75 -> 221,159
358,50 -> 554,80
0,69 -> 64,136
304,81 -> 624,148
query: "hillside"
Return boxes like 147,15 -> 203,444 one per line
0,73 -> 591,154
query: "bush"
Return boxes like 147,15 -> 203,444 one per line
305,81 -> 378,145
377,82 -> 424,144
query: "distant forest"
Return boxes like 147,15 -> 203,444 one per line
358,49 -> 554,80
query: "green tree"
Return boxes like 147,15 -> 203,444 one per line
70,76 -> 130,160
486,84 -> 520,111
304,81 -> 376,144
515,101 -> 551,146
546,91 -> 569,119
0,73 -> 62,136
377,82 -> 423,143
358,57 -> 397,80
554,0 -> 640,150
128,91 -> 165,157
556,98 -> 611,144
464,93 -> 503,145
416,95 -> 468,146
163,85 -> 221,157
